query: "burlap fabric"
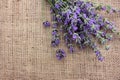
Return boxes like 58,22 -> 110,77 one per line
0,0 -> 120,80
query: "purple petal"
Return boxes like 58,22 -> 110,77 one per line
95,50 -> 100,56
55,4 -> 60,9
73,13 -> 77,19
55,39 -> 60,45
73,26 -> 78,31
73,33 -> 78,39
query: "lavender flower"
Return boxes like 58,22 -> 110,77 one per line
56,49 -> 66,60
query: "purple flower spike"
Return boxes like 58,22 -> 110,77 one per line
43,21 -> 50,27
44,0 -> 119,61
95,50 -> 104,61
56,49 -> 66,60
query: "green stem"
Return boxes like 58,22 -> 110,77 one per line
47,0 -> 54,8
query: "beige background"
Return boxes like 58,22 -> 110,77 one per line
0,0 -> 120,80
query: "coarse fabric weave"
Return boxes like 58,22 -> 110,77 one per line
0,0 -> 120,80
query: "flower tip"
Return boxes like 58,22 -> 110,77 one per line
105,45 -> 110,50
98,56 -> 104,61
56,49 -> 66,60
43,21 -> 51,27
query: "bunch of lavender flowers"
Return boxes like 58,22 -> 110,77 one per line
43,0 -> 120,61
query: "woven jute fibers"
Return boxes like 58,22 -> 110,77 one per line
0,0 -> 120,80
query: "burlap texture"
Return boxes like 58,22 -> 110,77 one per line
0,0 -> 120,80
